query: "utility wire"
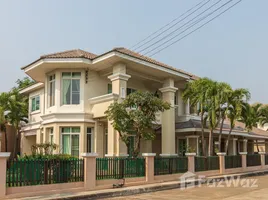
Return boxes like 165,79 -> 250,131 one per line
138,0 -> 223,54
130,0 -> 208,49
147,0 -> 242,57
131,0 -> 211,51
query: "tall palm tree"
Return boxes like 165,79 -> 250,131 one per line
224,89 -> 250,153
239,102 -> 262,152
223,89 -> 250,153
204,80 -> 222,156
1,90 -> 28,159
183,78 -> 214,156
216,82 -> 232,152
259,105 -> 268,129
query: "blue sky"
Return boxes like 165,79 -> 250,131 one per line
0,0 -> 267,103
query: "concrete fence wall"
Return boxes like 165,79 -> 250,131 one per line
1,151 -> 268,199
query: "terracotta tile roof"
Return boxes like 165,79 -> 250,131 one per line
22,48 -> 198,79
112,47 -> 197,79
40,49 -> 97,59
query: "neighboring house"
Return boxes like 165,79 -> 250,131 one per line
20,48 -> 268,157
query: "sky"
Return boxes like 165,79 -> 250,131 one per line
0,0 -> 267,103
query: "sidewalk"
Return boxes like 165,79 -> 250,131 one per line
6,170 -> 268,200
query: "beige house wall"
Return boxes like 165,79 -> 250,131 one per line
21,134 -> 36,155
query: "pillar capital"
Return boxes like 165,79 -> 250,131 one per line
81,153 -> 98,158
0,152 -> 10,159
108,73 -> 131,81
185,153 -> 196,157
217,152 -> 226,156
142,153 -> 156,157
160,153 -> 178,157
159,86 -> 178,93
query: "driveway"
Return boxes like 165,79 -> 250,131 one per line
104,175 -> 268,200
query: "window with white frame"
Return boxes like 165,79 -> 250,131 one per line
61,127 -> 80,157
48,74 -> 55,107
86,127 -> 94,153
62,72 -> 81,105
108,84 -> 112,94
31,96 -> 40,112
49,128 -> 54,144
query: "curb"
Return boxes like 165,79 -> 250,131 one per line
52,170 -> 268,200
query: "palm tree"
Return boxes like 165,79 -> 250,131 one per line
183,78 -> 214,156
1,90 -> 28,159
204,80 -> 222,156
216,82 -> 232,152
259,105 -> 268,129
224,89 -> 250,153
239,102 -> 262,152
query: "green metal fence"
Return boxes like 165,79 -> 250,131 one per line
195,156 -> 219,172
96,157 -> 145,180
247,154 -> 261,167
6,159 -> 84,187
154,157 -> 188,176
225,155 -> 242,169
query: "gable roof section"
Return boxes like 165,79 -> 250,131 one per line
40,49 -> 97,59
112,48 -> 196,79
21,47 -> 197,79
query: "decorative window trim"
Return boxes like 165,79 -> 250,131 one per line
31,95 -> 40,112
61,72 -> 81,105
86,127 -> 94,153
48,74 -> 56,107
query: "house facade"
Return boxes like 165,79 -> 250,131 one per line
20,48 -> 268,157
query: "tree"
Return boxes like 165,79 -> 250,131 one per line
0,77 -> 33,159
15,77 -> 35,90
183,78 -> 215,156
0,105 -> 7,151
105,91 -> 170,157
239,102 -> 262,152
224,89 -> 250,153
259,105 -> 268,128
2,90 -> 28,159
216,82 -> 232,152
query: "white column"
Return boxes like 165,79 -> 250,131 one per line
159,78 -> 178,156
177,89 -> 184,116
107,63 -> 131,156
94,121 -> 104,157
233,138 -> 238,155
185,99 -> 190,115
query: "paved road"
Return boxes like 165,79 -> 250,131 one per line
104,175 -> 268,200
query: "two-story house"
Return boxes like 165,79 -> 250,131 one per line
20,48 -> 268,157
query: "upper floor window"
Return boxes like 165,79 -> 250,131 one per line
31,96 -> 40,112
62,72 -> 81,105
108,84 -> 112,94
49,74 -> 55,107
127,88 -> 136,96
